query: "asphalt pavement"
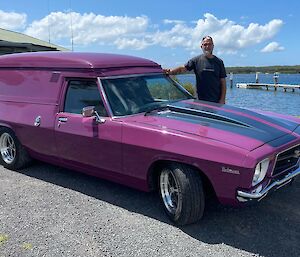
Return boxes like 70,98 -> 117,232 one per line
0,162 -> 299,257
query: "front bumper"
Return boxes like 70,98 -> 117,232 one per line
237,166 -> 300,202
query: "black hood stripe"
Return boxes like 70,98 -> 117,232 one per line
153,102 -> 298,147
157,112 -> 296,145
181,100 -> 299,131
173,100 -> 298,135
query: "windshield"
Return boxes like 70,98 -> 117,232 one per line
101,74 -> 192,116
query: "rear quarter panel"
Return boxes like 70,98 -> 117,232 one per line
0,69 -> 61,157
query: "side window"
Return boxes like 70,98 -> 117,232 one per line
64,80 -> 108,116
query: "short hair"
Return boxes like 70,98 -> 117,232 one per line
202,36 -> 213,43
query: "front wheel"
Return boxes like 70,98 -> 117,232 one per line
159,163 -> 205,225
0,128 -> 31,170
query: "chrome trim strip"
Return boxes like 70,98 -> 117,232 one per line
237,166 -> 300,201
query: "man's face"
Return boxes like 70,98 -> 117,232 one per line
201,38 -> 214,55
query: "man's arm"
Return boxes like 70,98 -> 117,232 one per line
219,78 -> 226,104
164,66 -> 187,75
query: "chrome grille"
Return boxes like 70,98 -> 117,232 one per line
272,144 -> 300,177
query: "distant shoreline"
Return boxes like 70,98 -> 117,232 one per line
226,65 -> 300,74
181,65 -> 300,74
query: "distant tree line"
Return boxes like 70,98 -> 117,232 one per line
225,65 -> 300,74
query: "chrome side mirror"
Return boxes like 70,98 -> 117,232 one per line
82,106 -> 95,117
82,106 -> 106,124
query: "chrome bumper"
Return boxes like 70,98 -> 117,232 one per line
237,166 -> 300,202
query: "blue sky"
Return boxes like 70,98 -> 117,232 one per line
1,0 -> 299,67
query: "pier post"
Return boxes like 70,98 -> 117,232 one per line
230,72 -> 233,88
273,72 -> 279,84
255,72 -> 259,83
273,72 -> 279,91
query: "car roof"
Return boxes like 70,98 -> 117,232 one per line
0,52 -> 161,70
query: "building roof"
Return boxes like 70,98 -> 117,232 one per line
0,28 -> 68,54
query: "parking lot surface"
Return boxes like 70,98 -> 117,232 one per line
0,162 -> 299,257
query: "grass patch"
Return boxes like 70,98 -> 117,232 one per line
22,242 -> 33,250
0,234 -> 8,245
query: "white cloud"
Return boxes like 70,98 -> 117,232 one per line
151,13 -> 283,54
188,14 -> 283,53
261,42 -> 285,52
0,10 -> 27,30
114,38 -> 150,50
1,10 -> 284,54
24,12 -> 149,48
163,19 -> 185,25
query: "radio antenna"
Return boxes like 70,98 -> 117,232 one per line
69,0 -> 74,51
47,0 -> 51,43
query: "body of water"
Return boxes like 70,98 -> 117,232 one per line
177,73 -> 300,117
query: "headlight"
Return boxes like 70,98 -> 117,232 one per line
252,158 -> 270,186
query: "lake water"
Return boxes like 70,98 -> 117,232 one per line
177,73 -> 300,117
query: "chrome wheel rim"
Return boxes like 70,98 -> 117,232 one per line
160,169 -> 179,214
0,133 -> 16,164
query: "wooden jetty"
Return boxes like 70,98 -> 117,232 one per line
236,83 -> 300,92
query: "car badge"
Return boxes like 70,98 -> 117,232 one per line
221,167 -> 240,175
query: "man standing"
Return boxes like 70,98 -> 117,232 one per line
165,36 -> 227,104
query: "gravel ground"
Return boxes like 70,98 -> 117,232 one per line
0,162 -> 299,257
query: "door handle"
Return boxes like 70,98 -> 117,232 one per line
58,117 -> 68,122
57,117 -> 68,128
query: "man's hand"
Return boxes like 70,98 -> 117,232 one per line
163,68 -> 171,74
163,66 -> 187,75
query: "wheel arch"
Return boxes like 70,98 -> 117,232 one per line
0,125 -> 32,170
0,125 -> 19,142
147,159 -> 216,198
0,124 -> 14,131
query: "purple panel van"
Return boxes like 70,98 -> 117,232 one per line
0,52 -> 299,225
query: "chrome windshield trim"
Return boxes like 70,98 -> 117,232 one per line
237,166 -> 300,201
97,77 -> 114,117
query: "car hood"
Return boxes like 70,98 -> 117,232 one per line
124,99 -> 300,151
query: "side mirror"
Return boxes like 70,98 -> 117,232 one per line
82,106 -> 95,117
82,106 -> 106,124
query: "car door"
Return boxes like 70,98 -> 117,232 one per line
54,79 -> 122,176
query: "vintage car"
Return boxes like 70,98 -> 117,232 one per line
0,52 -> 299,225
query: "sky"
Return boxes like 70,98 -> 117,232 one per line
1,0 -> 299,68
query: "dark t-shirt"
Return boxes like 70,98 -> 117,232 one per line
185,54 -> 226,102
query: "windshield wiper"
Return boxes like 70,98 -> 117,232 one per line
144,105 -> 170,116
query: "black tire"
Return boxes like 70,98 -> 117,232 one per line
0,127 -> 32,170
159,163 -> 205,225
